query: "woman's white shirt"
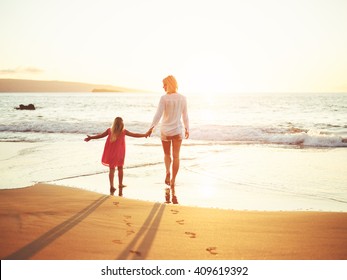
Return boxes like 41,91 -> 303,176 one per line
151,93 -> 189,136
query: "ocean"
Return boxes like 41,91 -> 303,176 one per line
1,92 -> 346,212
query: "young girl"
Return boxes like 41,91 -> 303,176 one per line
85,117 -> 152,195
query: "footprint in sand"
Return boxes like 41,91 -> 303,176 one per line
206,247 -> 218,255
123,216 -> 133,226
170,209 -> 179,215
185,231 -> 197,238
126,229 -> 135,236
176,219 -> 185,225
113,202 -> 119,206
112,240 -> 123,245
130,250 -> 141,256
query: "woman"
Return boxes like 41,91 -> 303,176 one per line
150,75 -> 189,188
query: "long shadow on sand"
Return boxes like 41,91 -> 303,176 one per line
4,195 -> 109,260
117,202 -> 166,259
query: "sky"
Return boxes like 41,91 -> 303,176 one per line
1,0 -> 347,94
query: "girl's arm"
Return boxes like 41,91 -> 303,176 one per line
125,129 -> 152,138
84,129 -> 108,142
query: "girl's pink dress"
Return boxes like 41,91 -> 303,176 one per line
101,128 -> 126,168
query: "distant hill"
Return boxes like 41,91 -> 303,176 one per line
0,79 -> 145,93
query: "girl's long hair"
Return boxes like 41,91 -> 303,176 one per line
110,117 -> 124,142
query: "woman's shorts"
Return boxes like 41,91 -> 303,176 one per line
161,133 -> 182,142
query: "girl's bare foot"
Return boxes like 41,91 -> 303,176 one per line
110,186 -> 116,195
172,195 -> 178,204
119,184 -> 127,188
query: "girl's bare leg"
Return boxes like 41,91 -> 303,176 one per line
161,140 -> 172,185
118,166 -> 124,187
109,168 -> 116,194
171,138 -> 182,187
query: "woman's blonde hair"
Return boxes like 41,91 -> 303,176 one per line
110,117 -> 124,142
163,75 -> 178,93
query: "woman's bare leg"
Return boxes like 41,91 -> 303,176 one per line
171,139 -> 182,187
162,140 -> 171,185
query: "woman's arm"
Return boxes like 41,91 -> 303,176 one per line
150,96 -> 165,130
84,129 -> 108,142
182,97 -> 189,139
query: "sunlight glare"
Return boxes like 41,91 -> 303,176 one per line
199,177 -> 216,198
179,52 -> 235,95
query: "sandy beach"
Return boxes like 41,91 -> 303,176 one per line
1,183 -> 347,260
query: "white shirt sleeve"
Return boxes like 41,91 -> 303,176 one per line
182,96 -> 189,132
150,94 -> 189,136
150,96 -> 164,129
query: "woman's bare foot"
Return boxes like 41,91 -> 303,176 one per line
165,187 -> 171,203
165,173 -> 170,185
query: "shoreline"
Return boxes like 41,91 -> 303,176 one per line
1,141 -> 347,213
1,183 -> 347,260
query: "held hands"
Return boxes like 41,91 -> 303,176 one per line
145,127 -> 154,138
